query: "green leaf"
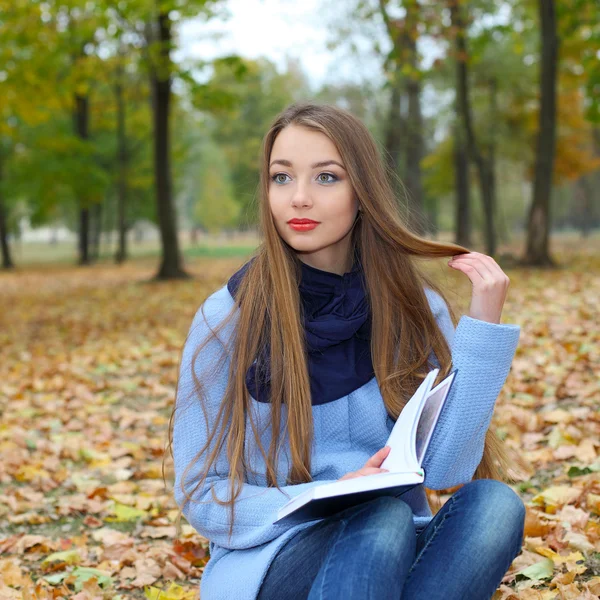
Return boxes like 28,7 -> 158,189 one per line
41,549 -> 82,568
106,501 -> 147,522
514,558 -> 554,582
567,465 -> 593,477
43,571 -> 69,585
71,566 -> 113,591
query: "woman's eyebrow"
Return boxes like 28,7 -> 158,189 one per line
269,159 -> 346,170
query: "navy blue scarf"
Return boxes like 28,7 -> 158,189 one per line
226,250 -> 375,405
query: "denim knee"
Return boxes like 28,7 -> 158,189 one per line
363,495 -> 414,523
349,496 -> 415,555
459,479 -> 526,553
463,479 -> 526,517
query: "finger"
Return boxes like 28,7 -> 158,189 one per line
358,467 -> 389,476
472,253 -> 508,279
365,446 -> 390,468
466,251 -> 500,268
364,449 -> 385,467
475,252 -> 498,264
451,252 -> 503,275
453,258 -> 495,282
450,255 -> 504,285
448,258 -> 487,285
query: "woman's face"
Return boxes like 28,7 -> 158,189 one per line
268,124 -> 359,275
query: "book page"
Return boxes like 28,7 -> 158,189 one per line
380,369 -> 438,473
274,471 -> 425,524
415,369 -> 458,464
313,470 -> 424,499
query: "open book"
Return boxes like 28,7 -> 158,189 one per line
273,367 -> 458,525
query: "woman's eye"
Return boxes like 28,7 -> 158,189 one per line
271,172 -> 338,184
271,173 -> 290,184
317,172 -> 337,184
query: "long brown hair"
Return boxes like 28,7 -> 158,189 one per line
166,102 -> 516,543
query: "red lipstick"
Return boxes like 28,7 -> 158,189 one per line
288,218 -> 319,232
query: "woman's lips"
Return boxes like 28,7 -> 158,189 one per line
289,222 -> 319,231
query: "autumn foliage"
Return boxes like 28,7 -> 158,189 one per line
0,241 -> 599,598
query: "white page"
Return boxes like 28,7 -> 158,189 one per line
379,369 -> 438,473
275,470 -> 425,523
312,470 -> 424,500
415,369 -> 458,464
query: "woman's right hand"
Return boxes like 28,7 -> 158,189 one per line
337,446 -> 391,481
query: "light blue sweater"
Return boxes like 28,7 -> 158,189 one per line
173,284 -> 520,600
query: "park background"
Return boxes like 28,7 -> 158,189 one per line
0,0 -> 599,599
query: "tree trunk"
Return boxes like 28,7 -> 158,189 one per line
482,77 -> 498,251
524,0 -> 558,266
0,150 -> 14,270
450,0 -> 496,255
575,177 -> 592,237
452,7 -> 472,249
480,160 -> 496,254
428,197 -> 439,237
384,69 -> 404,185
404,2 -> 426,235
79,207 -> 90,264
150,11 -> 188,280
115,55 -> 129,264
453,122 -> 471,248
405,75 -> 425,235
74,93 -> 91,266
91,201 -> 102,261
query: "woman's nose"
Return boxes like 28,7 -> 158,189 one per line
291,182 -> 312,208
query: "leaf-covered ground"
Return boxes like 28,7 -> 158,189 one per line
0,238 -> 599,599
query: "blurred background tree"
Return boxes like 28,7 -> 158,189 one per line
0,0 -> 598,275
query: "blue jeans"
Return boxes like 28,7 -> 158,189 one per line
257,479 -> 526,600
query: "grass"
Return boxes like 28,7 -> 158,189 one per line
7,233 -> 262,267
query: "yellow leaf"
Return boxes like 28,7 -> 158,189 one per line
14,465 -> 50,482
531,486 -> 582,513
587,493 -> 600,513
533,548 -> 584,566
41,550 -> 81,569
104,502 -> 147,522
144,582 -> 197,599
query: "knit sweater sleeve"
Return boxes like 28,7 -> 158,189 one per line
422,289 -> 521,490
172,288 -> 336,551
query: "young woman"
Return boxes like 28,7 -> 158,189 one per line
169,102 -> 526,600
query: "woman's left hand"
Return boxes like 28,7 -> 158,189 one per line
448,252 -> 510,324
